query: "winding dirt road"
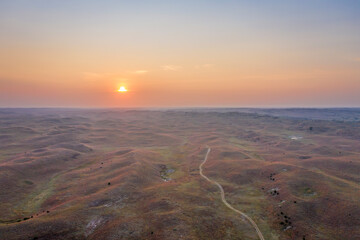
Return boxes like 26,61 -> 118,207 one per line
199,146 -> 265,240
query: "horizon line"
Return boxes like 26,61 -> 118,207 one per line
1,106 -> 360,110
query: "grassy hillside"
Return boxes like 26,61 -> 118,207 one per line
0,109 -> 359,240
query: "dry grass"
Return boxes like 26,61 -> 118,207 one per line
0,109 -> 359,239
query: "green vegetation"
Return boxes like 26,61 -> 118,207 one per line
0,109 -> 359,240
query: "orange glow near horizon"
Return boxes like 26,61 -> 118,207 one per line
0,1 -> 359,107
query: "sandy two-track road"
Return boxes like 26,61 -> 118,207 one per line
199,146 -> 265,240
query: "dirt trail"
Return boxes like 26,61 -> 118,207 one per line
199,146 -> 265,240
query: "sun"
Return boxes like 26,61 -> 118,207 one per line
117,86 -> 127,92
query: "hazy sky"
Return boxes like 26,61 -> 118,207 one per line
1,0 -> 359,107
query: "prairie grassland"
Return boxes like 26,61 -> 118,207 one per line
0,109 -> 359,240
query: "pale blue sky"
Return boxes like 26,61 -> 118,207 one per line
0,1 -> 359,107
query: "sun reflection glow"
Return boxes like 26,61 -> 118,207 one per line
118,86 -> 127,92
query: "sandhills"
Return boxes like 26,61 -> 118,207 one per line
0,108 -> 359,240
